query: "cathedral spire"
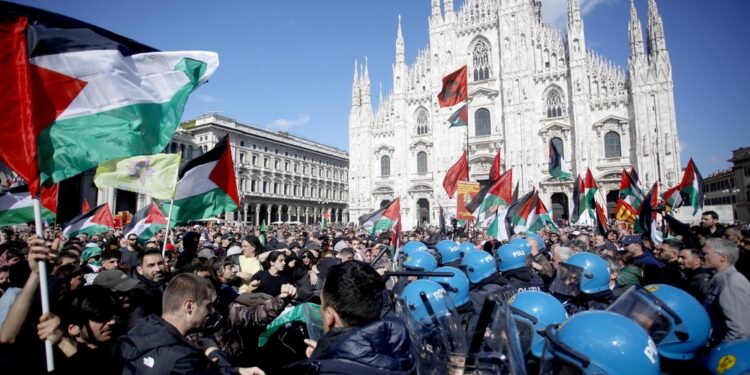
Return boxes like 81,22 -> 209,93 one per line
628,0 -> 646,61
351,59 -> 360,107
378,81 -> 383,104
444,0 -> 454,21
396,14 -> 405,65
568,0 -> 582,29
566,0 -> 586,61
361,56 -> 371,107
431,0 -> 441,18
646,0 -> 667,55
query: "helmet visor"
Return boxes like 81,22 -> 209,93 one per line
513,317 -> 535,357
550,263 -> 584,297
607,287 -> 672,343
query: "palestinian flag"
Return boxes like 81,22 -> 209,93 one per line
548,142 -> 571,180
636,182 -> 663,246
81,199 -> 91,215
570,174 -> 582,223
63,203 -> 115,239
167,136 -> 239,225
321,208 -> 330,229
0,184 -> 56,226
488,190 -> 534,241
664,159 -> 704,215
447,103 -> 468,127
437,65 -> 468,108
123,202 -> 167,243
469,169 -> 513,228
615,169 -> 643,222
629,167 -> 644,193
0,2 -> 219,191
528,194 -> 559,233
489,149 -> 502,183
358,197 -> 400,236
574,169 -> 598,225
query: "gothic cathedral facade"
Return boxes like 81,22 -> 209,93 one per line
348,0 -> 680,229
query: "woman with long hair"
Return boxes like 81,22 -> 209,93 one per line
250,250 -> 292,297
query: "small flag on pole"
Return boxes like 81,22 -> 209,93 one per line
447,103 -> 468,127
437,65 -> 468,108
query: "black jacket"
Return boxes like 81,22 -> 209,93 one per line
684,267 -> 712,303
119,314 -> 236,375
284,319 -> 416,375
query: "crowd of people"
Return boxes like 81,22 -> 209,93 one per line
0,209 -> 748,374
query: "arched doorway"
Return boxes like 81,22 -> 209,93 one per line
417,198 -> 430,227
606,191 -> 619,219
551,193 -> 569,221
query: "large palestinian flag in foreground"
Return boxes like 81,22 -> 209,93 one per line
0,2 -> 218,191
167,136 -> 239,225
0,184 -> 56,226
124,202 -> 167,243
359,198 -> 401,236
615,168 -> 644,222
63,203 -> 115,239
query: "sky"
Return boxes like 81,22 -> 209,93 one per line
13,0 -> 750,176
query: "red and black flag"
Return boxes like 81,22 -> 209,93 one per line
437,65 -> 468,108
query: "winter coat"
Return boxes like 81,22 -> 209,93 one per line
283,319 -> 416,375
684,267 -> 712,303
119,314 -> 237,375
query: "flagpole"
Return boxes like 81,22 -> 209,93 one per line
32,197 -> 55,372
162,199 -> 175,257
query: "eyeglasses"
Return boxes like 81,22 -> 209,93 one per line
128,238 -> 137,241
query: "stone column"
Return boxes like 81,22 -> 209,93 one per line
255,204 -> 260,226
266,204 -> 272,225
243,204 -> 248,224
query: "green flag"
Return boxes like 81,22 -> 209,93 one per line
94,153 -> 181,200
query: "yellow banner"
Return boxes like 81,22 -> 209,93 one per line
94,153 -> 180,200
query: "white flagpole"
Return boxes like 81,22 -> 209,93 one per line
32,197 -> 54,372
162,199 -> 175,258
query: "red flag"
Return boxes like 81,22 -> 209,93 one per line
437,65 -> 468,108
390,198 -> 402,248
443,151 -> 469,199
81,199 -> 91,214
489,150 -> 502,183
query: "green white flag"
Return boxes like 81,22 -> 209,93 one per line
94,153 -> 180,200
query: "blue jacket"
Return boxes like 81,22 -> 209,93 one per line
119,314 -> 236,375
284,318 -> 416,374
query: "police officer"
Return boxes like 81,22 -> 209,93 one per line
430,266 -> 475,334
462,250 -> 511,313
550,252 -> 614,314
495,243 -> 546,301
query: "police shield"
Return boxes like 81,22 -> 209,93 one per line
464,295 -> 528,375
396,279 -> 468,375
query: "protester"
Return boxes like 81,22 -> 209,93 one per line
702,238 -> 750,344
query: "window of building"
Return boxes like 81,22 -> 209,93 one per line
251,180 -> 257,192
285,161 -> 289,172
263,158 -> 269,168
475,108 -> 491,136
472,40 -> 491,81
551,137 -> 564,157
604,131 -> 622,158
416,109 -> 430,135
744,165 -> 750,176
417,151 -> 428,174
274,160 -> 279,170
240,141 -> 244,147
252,155 -> 257,166
381,155 -> 391,177
240,178 -> 246,192
545,88 -> 565,118
294,164 -> 299,173
239,153 -> 245,163
187,146 -> 193,160
170,143 -> 177,154
274,183 -> 279,194
263,181 -> 268,193
284,184 -> 289,195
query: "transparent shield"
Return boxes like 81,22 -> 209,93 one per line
549,263 -> 584,297
607,287 -> 672,343
463,299 -> 528,375
395,296 -> 468,374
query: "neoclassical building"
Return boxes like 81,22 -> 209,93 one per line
348,0 -> 681,228
172,114 -> 350,225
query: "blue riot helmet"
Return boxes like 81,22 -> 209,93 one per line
608,284 -> 711,360
460,250 -> 497,284
496,243 -> 529,272
508,238 -> 531,255
430,266 -> 470,308
526,232 -> 545,252
402,251 -> 437,272
508,291 -> 568,358
435,240 -> 462,265
400,279 -> 454,326
550,252 -> 610,297
703,338 -> 750,375
540,311 -> 660,375
458,242 -> 477,258
402,241 -> 429,257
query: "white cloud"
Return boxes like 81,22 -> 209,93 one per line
265,114 -> 311,132
542,0 -> 614,30
196,94 -> 220,103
